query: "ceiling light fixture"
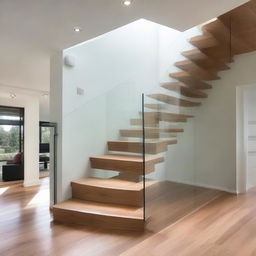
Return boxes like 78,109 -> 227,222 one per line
74,27 -> 82,33
123,0 -> 132,6
10,93 -> 16,99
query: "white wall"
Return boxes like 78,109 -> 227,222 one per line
0,92 -> 40,187
194,52 -> 256,193
245,88 -> 256,189
51,19 -> 256,201
40,96 -> 49,121
51,20 -> 163,200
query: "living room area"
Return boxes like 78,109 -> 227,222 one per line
0,105 -> 51,185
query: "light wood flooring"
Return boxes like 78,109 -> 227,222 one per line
3,177 -> 254,256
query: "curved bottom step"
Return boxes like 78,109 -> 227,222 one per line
53,199 -> 145,231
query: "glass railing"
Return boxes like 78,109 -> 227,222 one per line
79,82 -> 146,218
61,17 -> 234,228
141,81 -> 220,231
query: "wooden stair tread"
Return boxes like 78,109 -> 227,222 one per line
120,128 -> 184,133
72,177 -> 157,191
91,154 -> 162,163
108,139 -> 177,145
108,140 -> 177,154
181,49 -> 230,70
169,71 -> 212,90
147,93 -> 201,107
53,199 -> 143,219
143,111 -> 193,118
143,111 -> 193,123
160,82 -> 208,98
90,154 -> 164,173
175,59 -> 220,80
130,118 -> 159,126
189,33 -> 219,49
120,128 -> 179,139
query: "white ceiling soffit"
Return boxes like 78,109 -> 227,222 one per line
0,0 -> 248,91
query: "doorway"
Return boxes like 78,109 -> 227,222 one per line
40,121 -> 58,205
0,106 -> 24,184
236,84 -> 256,193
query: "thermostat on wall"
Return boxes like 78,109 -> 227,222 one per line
64,55 -> 76,67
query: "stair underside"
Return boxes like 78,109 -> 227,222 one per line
147,94 -> 201,107
53,199 -> 144,231
160,82 -> 208,98
169,72 -> 212,90
90,154 -> 164,174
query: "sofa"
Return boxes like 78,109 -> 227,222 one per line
2,153 -> 24,181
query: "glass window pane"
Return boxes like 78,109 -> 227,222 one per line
41,127 -> 50,144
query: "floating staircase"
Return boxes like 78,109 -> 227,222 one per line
53,155 -> 163,231
53,3 -> 254,231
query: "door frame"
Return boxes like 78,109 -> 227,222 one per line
40,121 -> 58,204
236,84 -> 256,193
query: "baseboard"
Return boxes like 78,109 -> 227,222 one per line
167,178 -> 237,194
23,179 -> 40,187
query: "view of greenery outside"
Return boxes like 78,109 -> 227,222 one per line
0,126 -> 20,161
41,127 -> 50,144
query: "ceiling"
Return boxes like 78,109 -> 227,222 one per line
0,0 -> 247,92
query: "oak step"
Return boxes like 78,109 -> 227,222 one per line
108,140 -> 177,154
202,19 -> 246,58
120,129 -> 177,139
175,59 -> 220,80
71,177 -> 149,207
130,118 -> 159,127
189,33 -> 219,49
53,199 -> 144,231
143,112 -> 193,122
169,71 -> 212,90
160,82 -> 208,98
90,154 -> 164,174
181,49 -> 229,70
147,94 -> 201,107
131,116 -> 185,125
120,128 -> 184,138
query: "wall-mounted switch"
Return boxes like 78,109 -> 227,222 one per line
77,87 -> 84,96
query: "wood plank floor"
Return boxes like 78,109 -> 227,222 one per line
123,188 -> 256,256
0,177 -> 233,256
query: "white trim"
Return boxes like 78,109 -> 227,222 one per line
168,178 -> 237,194
0,83 -> 48,96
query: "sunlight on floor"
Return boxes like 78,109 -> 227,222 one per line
0,187 -> 9,195
25,181 -> 49,208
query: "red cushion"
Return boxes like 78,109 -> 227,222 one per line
12,153 -> 21,164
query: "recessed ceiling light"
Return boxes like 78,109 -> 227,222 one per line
123,0 -> 132,6
74,27 -> 82,33
10,93 -> 16,99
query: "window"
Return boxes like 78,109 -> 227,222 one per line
41,126 -> 50,144
0,106 -> 24,162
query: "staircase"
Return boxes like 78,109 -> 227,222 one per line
53,1 -> 256,231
